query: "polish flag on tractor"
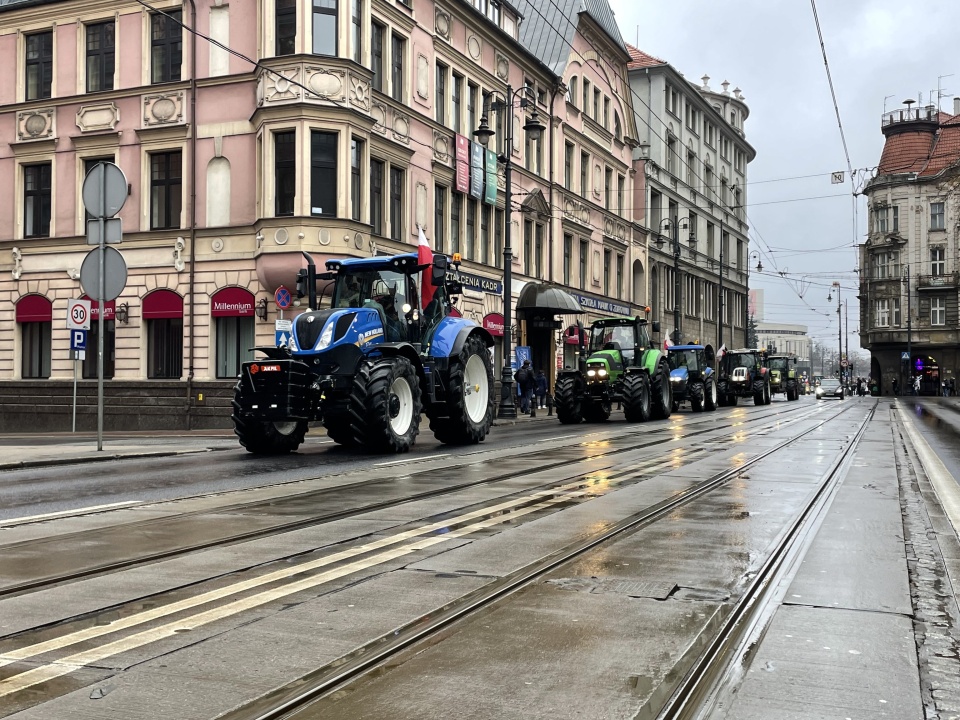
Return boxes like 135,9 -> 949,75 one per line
418,225 -> 437,310
663,336 -> 674,351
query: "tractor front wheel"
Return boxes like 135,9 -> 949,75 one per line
622,373 -> 651,422
651,358 -> 673,420
690,382 -> 704,412
364,357 -> 422,453
430,334 -> 494,445
704,378 -> 718,411
554,375 -> 584,424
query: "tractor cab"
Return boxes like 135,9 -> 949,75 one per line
586,317 -> 653,374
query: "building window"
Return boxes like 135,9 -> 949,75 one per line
932,297 -> 946,326
686,150 -> 696,187
86,21 -> 115,93
310,130 -> 337,217
704,164 -> 715,201
480,205 -> 490,265
25,31 -> 53,100
593,88 -> 601,122
617,175 -> 625,217
216,317 -> 254,378
706,222 -> 715,259
276,0 -> 297,55
465,200 -> 476,259
931,247 -> 945,276
370,22 -> 384,91
148,317 -> 183,378
370,158 -> 384,235
875,299 -> 890,327
614,113 -> 621,140
151,10 -> 182,83
892,298 -> 901,326
350,137 -> 363,221
451,73 -> 463,133
603,96 -> 610,128
451,193 -> 461,254
351,0 -> 361,63
666,135 -> 677,175
390,33 -> 405,102
467,82 -> 478,140
274,131 -> 296,217
650,190 -> 662,229
494,208 -> 503,268
563,233 -> 572,285
601,248 -> 611,295
523,220 -> 533,276
23,163 -> 52,239
564,142 -> 573,190
21,321 -> 51,379
436,62 -> 447,125
568,76 -> 578,107
83,318 -> 115,379
582,78 -> 590,113
579,239 -> 588,290
892,205 -> 899,233
931,202 -> 945,230
666,86 -> 679,115
535,223 -> 544,279
603,168 -> 612,210
312,0 -> 337,55
83,156 -> 115,221
434,185 -> 446,253
389,165 -> 404,242
580,151 -> 589,198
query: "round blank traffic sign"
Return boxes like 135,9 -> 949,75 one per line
80,246 -> 128,302
82,162 -> 127,218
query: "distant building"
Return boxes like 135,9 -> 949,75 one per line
859,99 -> 960,396
757,321 -> 811,375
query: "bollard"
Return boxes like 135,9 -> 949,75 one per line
546,393 -> 554,416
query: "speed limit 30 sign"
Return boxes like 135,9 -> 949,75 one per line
67,298 -> 92,330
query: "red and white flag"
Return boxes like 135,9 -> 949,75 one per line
417,225 -> 437,309
717,344 -> 727,360
663,336 -> 674,351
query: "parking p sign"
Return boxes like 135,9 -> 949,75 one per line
67,298 -> 92,330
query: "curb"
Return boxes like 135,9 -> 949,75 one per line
0,446 -> 228,472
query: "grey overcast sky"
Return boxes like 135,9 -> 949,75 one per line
607,0 -> 958,349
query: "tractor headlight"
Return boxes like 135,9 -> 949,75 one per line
316,322 -> 335,350
587,369 -> 597,377
671,375 -> 682,383
598,369 -> 607,377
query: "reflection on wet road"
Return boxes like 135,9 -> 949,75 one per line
901,399 -> 960,486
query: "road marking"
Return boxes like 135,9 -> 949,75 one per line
374,453 -> 451,467
0,491 -> 587,697
0,501 -> 141,528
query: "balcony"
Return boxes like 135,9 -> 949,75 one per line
917,273 -> 959,291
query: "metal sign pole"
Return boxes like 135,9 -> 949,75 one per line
72,353 -> 77,433
97,164 -> 105,452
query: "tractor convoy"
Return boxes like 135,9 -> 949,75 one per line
231,249 -> 800,452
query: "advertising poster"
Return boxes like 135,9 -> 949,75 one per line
469,141 -> 484,200
455,134 -> 470,194
484,149 -> 498,205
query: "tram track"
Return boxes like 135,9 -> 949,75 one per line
0,402 -> 820,601
209,400 -> 871,720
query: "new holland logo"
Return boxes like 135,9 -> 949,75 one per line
356,330 -> 383,346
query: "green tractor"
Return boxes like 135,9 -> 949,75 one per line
554,316 -> 673,423
767,354 -> 801,401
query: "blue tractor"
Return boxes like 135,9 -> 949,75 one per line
231,251 -> 495,454
667,344 -> 718,413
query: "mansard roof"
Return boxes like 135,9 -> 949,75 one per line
877,112 -> 960,179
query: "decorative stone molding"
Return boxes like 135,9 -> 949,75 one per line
435,7 -> 451,40
261,67 -> 302,105
17,108 -> 55,141
142,91 -> 184,126
76,103 -> 119,133
495,52 -> 509,81
349,76 -> 369,110
392,112 -> 411,144
432,129 -> 451,163
467,34 -> 482,62
371,102 -> 387,134
416,54 -> 430,100
306,67 -> 345,101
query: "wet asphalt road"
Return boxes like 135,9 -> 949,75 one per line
899,398 -> 960,485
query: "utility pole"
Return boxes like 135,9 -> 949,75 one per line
844,300 -> 849,384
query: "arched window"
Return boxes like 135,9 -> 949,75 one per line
144,290 -> 184,379
567,76 -> 578,106
16,294 -> 52,379
614,112 -> 622,140
212,287 -> 255,378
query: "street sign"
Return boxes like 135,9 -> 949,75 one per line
80,246 -> 127,301
901,351 -> 910,361
67,298 -> 92,330
70,329 -> 87,351
841,359 -> 848,367
82,162 -> 128,218
275,318 -> 292,347
276,331 -> 291,347
86,217 -> 123,245
275,286 -> 292,309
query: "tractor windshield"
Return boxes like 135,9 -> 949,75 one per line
768,357 -> 789,371
669,350 -> 700,372
727,353 -> 759,370
332,269 -> 417,341
589,323 -> 635,355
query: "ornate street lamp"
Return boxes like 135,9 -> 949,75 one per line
654,215 -> 696,344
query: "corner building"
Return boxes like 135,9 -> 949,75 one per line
0,0 -> 640,430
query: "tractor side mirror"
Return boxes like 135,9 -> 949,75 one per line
431,255 -> 448,286
651,321 -> 661,334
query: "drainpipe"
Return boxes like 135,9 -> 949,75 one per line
186,0 -> 198,426
548,84 -> 560,283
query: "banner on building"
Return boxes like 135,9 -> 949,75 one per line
455,134 -> 470,194
469,141 -> 484,200
484,149 -> 498,205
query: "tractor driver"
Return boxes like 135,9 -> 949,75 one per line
339,279 -> 361,307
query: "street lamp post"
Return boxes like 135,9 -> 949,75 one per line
829,281 -> 841,380
654,216 -> 695,344
473,85 -> 546,419
902,266 -> 911,396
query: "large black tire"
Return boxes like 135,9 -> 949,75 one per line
430,334 -> 494,445
622,372 -> 651,422
362,357 -> 422,453
753,379 -> 765,406
583,399 -> 611,423
650,358 -> 673,420
689,382 -> 704,412
232,386 -> 308,454
322,361 -> 370,447
764,381 -> 772,405
728,394 -> 738,407
704,378 -> 718,411
554,374 -> 584,424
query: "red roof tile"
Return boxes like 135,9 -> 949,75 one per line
878,113 -> 960,177
626,43 -> 666,69
925,124 -> 960,176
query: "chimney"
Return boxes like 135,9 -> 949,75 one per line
955,96 -> 960,116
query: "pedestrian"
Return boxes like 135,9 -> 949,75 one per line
892,377 -> 898,396
913,375 -> 921,396
950,378 -> 956,397
535,369 -> 548,409
514,360 -> 534,414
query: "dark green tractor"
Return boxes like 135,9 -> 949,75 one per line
767,354 -> 801,401
554,316 -> 673,424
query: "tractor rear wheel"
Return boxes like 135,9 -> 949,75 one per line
764,382 -> 772,405
753,379 -> 766,405
554,375 -> 584,424
704,378 -> 718,411
430,334 -> 494,444
622,373 -> 651,422
690,382 -> 704,412
651,358 -> 673,420
232,387 -> 308,454
363,356 -> 422,452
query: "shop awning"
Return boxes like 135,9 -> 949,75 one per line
143,289 -> 183,319
212,287 -> 255,317
15,294 -> 52,322
516,283 -> 583,316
